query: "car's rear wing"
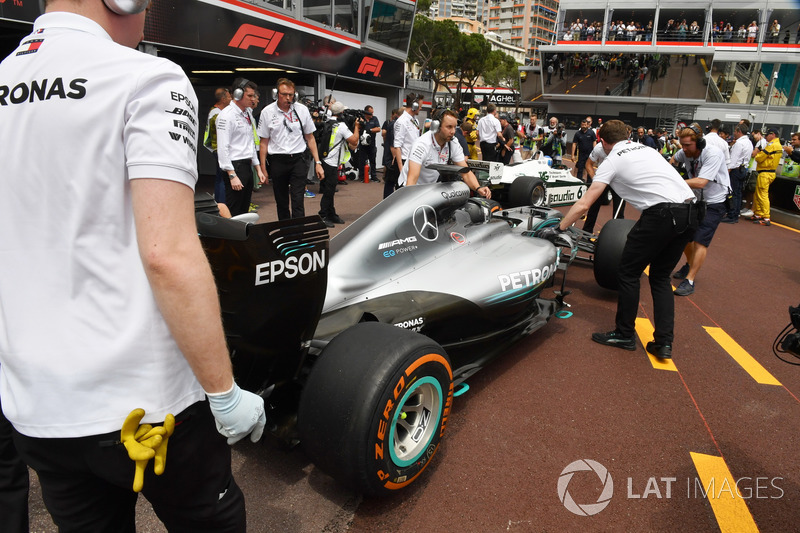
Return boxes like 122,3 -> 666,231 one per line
196,205 -> 329,392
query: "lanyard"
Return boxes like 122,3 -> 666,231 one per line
432,135 -> 449,163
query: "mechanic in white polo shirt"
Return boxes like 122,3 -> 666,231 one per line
545,120 -> 697,360
0,0 -> 265,530
216,77 -> 266,216
399,110 -> 491,198
391,92 -> 422,179
669,123 -> 731,297
258,78 -> 324,220
581,142 -> 626,234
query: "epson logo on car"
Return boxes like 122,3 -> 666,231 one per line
498,261 -> 557,291
254,250 -> 326,285
378,237 -> 417,250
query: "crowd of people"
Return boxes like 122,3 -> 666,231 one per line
560,17 -> 800,44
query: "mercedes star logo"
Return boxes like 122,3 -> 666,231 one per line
413,205 -> 438,242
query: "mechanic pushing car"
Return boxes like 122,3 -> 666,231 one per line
543,120 -> 698,360
399,109 -> 491,198
0,1 -> 266,530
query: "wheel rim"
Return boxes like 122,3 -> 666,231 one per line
531,185 -> 546,206
388,377 -> 443,467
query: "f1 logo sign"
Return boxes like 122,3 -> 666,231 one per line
357,57 -> 383,77
228,24 -> 284,55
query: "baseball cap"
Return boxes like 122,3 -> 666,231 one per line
499,113 -> 509,121
766,127 -> 779,136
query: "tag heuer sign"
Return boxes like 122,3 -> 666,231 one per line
488,94 -> 516,104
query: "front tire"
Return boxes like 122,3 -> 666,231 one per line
298,323 -> 453,496
593,219 -> 636,290
508,176 -> 547,207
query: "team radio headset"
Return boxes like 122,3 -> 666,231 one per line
39,0 -> 150,15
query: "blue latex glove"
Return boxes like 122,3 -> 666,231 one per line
206,383 -> 267,444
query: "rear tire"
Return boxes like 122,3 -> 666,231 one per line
508,176 -> 547,208
593,219 -> 636,290
298,323 -> 453,496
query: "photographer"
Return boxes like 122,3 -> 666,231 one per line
399,110 -> 490,199
542,123 -> 567,166
319,103 -> 359,227
358,105 -> 381,182
498,114 -> 516,164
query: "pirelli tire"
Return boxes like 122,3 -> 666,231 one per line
593,218 -> 637,290
297,322 -> 454,496
508,176 -> 547,208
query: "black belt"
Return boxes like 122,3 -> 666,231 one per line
644,202 -> 692,213
269,152 -> 306,160
757,169 -> 776,174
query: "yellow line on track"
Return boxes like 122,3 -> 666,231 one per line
690,452 -> 759,533
771,221 -> 800,234
635,317 -> 677,371
703,327 -> 781,386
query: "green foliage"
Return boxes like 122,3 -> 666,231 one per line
408,17 -> 521,108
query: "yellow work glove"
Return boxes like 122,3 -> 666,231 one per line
120,409 -> 175,492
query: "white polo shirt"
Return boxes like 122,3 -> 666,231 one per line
216,101 -> 259,170
673,145 -> 730,204
0,12 -> 204,437
729,134 -> 754,169
704,131 -> 731,168
257,101 -> 315,155
393,110 -> 421,161
593,141 -> 694,212
399,131 -> 466,186
477,113 -> 501,143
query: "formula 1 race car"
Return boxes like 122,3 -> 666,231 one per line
467,155 -> 588,209
194,174 -> 624,496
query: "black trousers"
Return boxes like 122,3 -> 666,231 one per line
13,401 -> 245,533
358,145 -> 377,180
269,152 -> 309,220
0,398 -> 28,533
480,141 -> 497,162
727,166 -> 747,218
615,203 -> 697,345
583,185 -> 625,234
384,161 -> 401,199
319,162 -> 339,219
223,159 -> 254,217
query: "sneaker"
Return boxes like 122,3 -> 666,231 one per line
591,330 -> 636,351
330,215 -> 345,224
304,190 -> 316,198
720,216 -> 738,224
674,278 -> 694,296
672,263 -> 690,280
755,218 -> 771,226
646,341 -> 672,359
320,218 -> 335,228
248,203 -> 258,213
748,214 -> 762,221
740,209 -> 754,218
371,177 -> 382,183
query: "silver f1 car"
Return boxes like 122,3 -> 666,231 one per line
195,175 -> 620,496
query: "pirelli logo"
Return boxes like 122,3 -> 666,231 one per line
357,57 -> 383,77
228,24 -> 284,55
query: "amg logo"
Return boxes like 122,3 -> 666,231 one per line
378,237 -> 417,250
255,250 -> 327,285
228,24 -> 284,55
357,57 -> 383,77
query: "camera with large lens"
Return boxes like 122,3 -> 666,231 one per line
339,108 -> 365,131
774,304 -> 800,365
